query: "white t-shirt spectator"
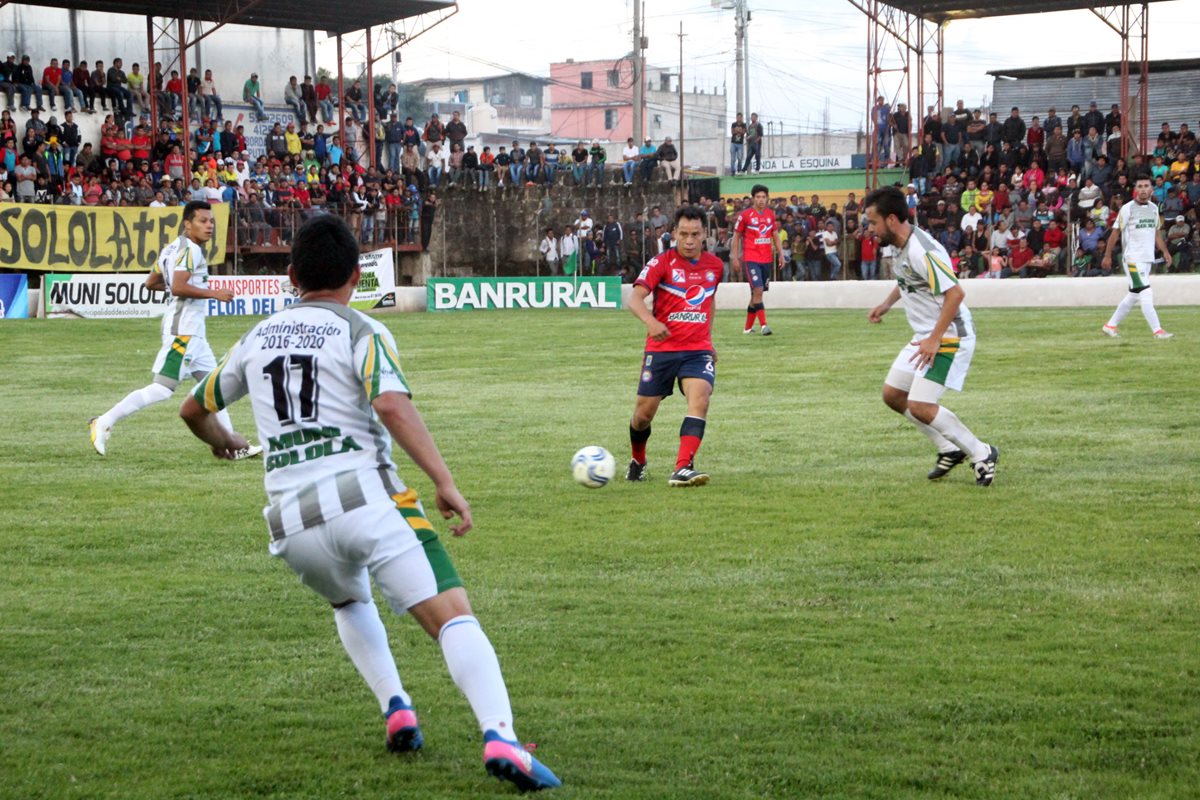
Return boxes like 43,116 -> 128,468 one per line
989,227 -> 1010,252
575,215 -> 594,238
961,211 -> 983,231
622,145 -> 639,163
821,228 -> 838,254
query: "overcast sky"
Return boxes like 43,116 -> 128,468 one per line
316,0 -> 1197,133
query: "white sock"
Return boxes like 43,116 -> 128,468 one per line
1138,288 -> 1162,332
101,382 -> 174,427
928,407 -> 990,463
904,409 -> 957,453
335,601 -> 408,713
1107,292 -> 1138,328
215,408 -> 234,433
439,615 -> 515,739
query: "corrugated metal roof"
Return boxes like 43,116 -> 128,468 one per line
992,70 -> 1200,133
990,58 -> 1200,80
883,0 -> 1172,22
7,0 -> 454,35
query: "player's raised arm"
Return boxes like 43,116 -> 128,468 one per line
372,391 -> 472,536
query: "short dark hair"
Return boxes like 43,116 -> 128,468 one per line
751,184 -> 769,197
291,215 -> 359,292
863,185 -> 907,222
182,200 -> 211,222
673,204 -> 705,227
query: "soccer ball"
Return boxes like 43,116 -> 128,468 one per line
571,446 -> 616,488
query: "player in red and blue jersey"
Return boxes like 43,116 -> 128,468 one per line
626,205 -> 723,487
732,184 -> 784,335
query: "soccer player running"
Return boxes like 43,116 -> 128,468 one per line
731,184 -> 784,335
178,216 -> 560,793
89,200 -> 260,459
1100,175 -> 1174,339
626,205 -> 724,487
864,186 -> 999,486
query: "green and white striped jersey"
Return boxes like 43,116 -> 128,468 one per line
193,301 -> 413,540
158,236 -> 210,337
887,226 -> 974,340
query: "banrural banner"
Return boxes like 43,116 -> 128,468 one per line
43,249 -> 395,319
0,204 -> 230,272
427,277 -> 621,312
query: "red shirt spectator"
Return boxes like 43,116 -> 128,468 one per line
1010,241 -> 1033,270
315,82 -> 331,102
131,131 -> 152,161
42,65 -> 63,87
1044,224 -> 1064,250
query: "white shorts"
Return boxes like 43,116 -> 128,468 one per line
1124,260 -> 1152,292
267,500 -> 462,613
885,335 -> 975,401
150,334 -> 216,388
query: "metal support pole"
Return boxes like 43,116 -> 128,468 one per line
366,26 -> 376,170
1138,2 -> 1149,156
178,18 -> 191,170
336,34 -> 345,148
146,16 -> 158,136
678,20 -> 685,180
633,0 -> 642,144
734,0 -> 744,117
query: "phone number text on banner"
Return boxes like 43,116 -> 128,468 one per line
0,204 -> 229,272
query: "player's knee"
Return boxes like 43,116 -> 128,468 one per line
906,399 -> 938,424
882,385 -> 907,413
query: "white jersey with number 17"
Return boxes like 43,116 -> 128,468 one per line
192,300 -> 413,541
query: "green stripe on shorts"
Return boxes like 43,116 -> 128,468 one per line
397,507 -> 462,593
158,337 -> 189,381
924,351 -> 954,386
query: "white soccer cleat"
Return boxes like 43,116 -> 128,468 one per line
1101,324 -> 1120,338
1153,329 -> 1174,340
88,417 -> 111,456
743,327 -> 756,335
234,444 -> 264,460
761,325 -> 773,336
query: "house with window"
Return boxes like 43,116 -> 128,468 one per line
410,73 -> 550,136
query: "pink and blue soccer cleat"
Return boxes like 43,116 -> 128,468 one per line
385,696 -> 423,753
483,730 -> 562,792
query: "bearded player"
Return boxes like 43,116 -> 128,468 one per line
731,184 -> 784,335
625,205 -> 723,487
864,185 -> 999,486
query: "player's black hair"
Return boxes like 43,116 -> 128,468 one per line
1131,172 -> 1153,185
291,215 -> 360,292
672,204 -> 705,227
750,184 -> 769,197
182,200 -> 211,222
863,185 -> 908,222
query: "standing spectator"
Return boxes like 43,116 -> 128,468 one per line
199,69 -> 223,121
657,137 -> 679,183
922,105 -> 942,145
284,76 -> 305,123
729,112 -> 746,175
186,68 -> 202,122
384,113 -> 403,172
603,213 -> 624,273
1001,107 -> 1025,148
107,58 -> 133,117
313,76 -> 334,124
873,96 -> 892,164
241,71 -> 265,120
859,228 -> 879,280
0,53 -> 16,111
219,120 -> 238,159
1083,101 -> 1105,138
941,112 -> 964,172
1104,103 -> 1122,138
422,113 -> 444,152
300,75 -> 319,124
344,80 -> 366,122
539,227 -> 559,274
891,102 -> 911,164
1045,124 -> 1067,175
14,153 -> 36,201
15,55 -> 45,112
965,108 -> 987,151
821,219 -> 841,279
742,112 -> 763,173
444,109 -> 467,151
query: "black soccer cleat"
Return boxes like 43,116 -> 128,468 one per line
625,459 -> 646,481
927,449 -> 967,480
667,466 -> 709,487
973,445 -> 999,487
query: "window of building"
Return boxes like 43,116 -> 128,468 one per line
580,71 -> 593,89
653,114 -> 662,129
604,109 -> 617,130
607,69 -> 620,88
453,89 -> 469,103
519,94 -> 535,108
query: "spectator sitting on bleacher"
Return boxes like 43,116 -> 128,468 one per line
284,76 -> 305,123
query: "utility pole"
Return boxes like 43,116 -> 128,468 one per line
632,0 -> 643,143
678,21 -> 686,177
742,2 -> 750,118
734,0 -> 745,118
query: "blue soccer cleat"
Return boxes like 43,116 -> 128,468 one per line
483,729 -> 562,792
385,696 -> 423,752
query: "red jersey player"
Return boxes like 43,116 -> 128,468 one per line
731,184 -> 784,335
626,205 -> 723,487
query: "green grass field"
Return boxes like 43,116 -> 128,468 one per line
1,306 -> 1198,800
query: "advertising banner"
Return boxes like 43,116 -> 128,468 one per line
756,154 -> 854,173
0,273 -> 30,319
42,248 -> 396,319
0,204 -> 230,272
427,277 -> 622,312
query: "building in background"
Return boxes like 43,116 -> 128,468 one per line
410,73 -> 551,136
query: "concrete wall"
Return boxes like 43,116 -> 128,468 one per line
422,182 -> 678,278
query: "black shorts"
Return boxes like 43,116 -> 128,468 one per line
744,260 -> 771,290
637,350 -> 715,397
